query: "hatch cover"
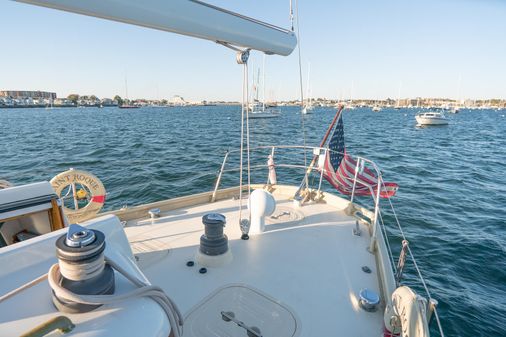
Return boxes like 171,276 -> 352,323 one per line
185,284 -> 300,337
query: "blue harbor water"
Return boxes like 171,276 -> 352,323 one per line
1,106 -> 505,336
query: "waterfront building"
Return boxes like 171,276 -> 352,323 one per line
54,98 -> 74,106
100,98 -> 116,106
0,90 -> 56,100
172,95 -> 187,106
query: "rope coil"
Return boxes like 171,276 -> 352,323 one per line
48,256 -> 184,337
58,255 -> 105,281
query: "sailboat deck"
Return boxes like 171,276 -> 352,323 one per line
123,189 -> 385,336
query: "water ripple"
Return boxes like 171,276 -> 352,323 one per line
1,106 -> 505,336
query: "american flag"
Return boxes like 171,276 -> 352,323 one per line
323,112 -> 398,198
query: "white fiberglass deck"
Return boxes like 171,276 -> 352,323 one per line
123,189 -> 385,336
0,186 -> 389,336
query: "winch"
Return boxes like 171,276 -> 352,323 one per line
200,213 -> 228,256
52,224 -> 115,313
196,213 -> 232,267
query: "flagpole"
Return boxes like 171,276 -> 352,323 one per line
294,105 -> 345,199
317,105 -> 345,148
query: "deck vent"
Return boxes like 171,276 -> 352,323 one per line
196,213 -> 232,267
53,224 -> 115,313
248,189 -> 276,234
358,288 -> 380,312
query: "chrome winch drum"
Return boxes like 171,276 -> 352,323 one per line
52,224 -> 115,313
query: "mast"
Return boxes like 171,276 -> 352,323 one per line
350,81 -> 354,106
306,62 -> 311,107
124,76 -> 129,101
457,74 -> 462,105
257,68 -> 261,103
251,67 -> 255,105
262,54 -> 266,111
396,81 -> 402,108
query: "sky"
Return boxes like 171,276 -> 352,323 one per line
1,0 -> 505,101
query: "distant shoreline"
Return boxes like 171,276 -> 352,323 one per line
0,104 -> 77,109
0,103 -> 241,109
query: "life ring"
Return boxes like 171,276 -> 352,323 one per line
50,169 -> 106,223
390,286 -> 429,337
0,180 -> 13,189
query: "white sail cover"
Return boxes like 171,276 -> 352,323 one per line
15,0 -> 297,56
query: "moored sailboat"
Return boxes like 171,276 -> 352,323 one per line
302,62 -> 314,114
249,55 -> 280,119
119,76 -> 139,109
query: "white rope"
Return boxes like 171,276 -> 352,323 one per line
0,273 -> 48,303
48,256 -> 184,337
0,179 -> 13,189
238,62 -> 247,226
0,257 -> 184,337
58,254 -> 105,281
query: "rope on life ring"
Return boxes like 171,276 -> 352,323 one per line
390,286 -> 430,337
0,180 -> 13,190
50,169 -> 106,223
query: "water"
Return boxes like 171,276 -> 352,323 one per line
1,106 -> 505,336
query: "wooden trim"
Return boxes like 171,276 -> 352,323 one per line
49,199 -> 65,231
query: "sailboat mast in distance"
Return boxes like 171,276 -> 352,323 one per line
119,73 -> 139,109
262,54 -> 266,111
306,62 -> 311,106
125,75 -> 129,101
396,81 -> 402,109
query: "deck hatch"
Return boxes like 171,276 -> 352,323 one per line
184,284 -> 300,337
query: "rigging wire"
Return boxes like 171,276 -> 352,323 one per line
294,0 -> 309,191
380,180 -> 445,337
246,63 -> 252,222
289,0 -> 294,31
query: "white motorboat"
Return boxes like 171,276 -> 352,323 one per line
372,105 -> 382,112
416,111 -> 449,125
1,2 -> 445,337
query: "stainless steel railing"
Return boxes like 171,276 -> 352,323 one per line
210,144 -> 444,336
211,145 -> 384,230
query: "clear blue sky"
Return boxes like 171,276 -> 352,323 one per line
1,0 -> 505,101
